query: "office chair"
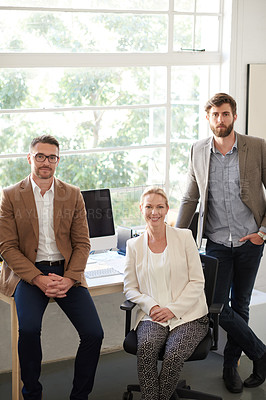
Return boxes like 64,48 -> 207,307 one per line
120,254 -> 223,400
188,211 -> 199,241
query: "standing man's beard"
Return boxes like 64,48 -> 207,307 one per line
210,121 -> 234,138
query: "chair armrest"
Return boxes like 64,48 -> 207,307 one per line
120,300 -> 137,336
209,303 -> 224,351
209,303 -> 223,314
120,300 -> 136,311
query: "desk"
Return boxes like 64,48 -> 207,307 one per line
0,292 -> 21,400
88,274 -> 123,296
0,254 -> 125,400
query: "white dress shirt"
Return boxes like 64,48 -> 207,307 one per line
142,246 -> 176,327
30,176 -> 64,262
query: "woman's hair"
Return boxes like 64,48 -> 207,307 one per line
140,186 -> 169,208
204,93 -> 237,116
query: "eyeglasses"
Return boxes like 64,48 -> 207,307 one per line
31,153 -> 59,164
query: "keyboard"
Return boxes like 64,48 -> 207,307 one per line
85,267 -> 121,279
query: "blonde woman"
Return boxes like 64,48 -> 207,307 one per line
124,187 -> 209,400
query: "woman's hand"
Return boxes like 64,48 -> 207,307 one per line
149,305 -> 175,323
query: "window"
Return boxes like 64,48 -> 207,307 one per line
0,0 -> 226,226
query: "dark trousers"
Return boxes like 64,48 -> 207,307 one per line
206,238 -> 266,368
14,264 -> 104,400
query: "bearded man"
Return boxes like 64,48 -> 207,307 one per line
176,93 -> 266,394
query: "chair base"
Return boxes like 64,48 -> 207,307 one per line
122,379 -> 222,400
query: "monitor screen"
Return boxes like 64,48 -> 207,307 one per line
81,188 -> 117,252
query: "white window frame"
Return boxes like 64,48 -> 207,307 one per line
0,0 -> 228,198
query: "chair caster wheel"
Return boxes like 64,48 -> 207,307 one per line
122,391 -> 133,400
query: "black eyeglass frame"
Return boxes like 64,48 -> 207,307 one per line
31,153 -> 59,164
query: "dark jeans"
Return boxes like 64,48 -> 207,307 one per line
14,264 -> 104,400
206,238 -> 266,368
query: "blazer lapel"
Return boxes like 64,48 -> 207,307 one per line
142,231 -> 153,293
20,176 -> 39,240
236,132 -> 247,182
53,178 -> 65,236
193,137 -> 212,193
202,138 -> 212,191
165,225 -> 176,300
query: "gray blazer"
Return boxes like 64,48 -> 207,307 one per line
176,132 -> 266,246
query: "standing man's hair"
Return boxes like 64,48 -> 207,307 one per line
204,93 -> 237,116
29,135 -> 60,152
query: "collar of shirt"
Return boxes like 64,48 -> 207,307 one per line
30,175 -> 55,197
210,135 -> 238,155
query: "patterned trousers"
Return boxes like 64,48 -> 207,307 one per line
136,316 -> 209,400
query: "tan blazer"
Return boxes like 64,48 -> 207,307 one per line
0,175 -> 90,296
176,132 -> 266,246
124,224 -> 208,329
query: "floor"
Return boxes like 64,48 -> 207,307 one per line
0,350 -> 265,400
254,252 -> 266,293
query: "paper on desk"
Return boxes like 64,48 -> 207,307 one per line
89,252 -> 126,273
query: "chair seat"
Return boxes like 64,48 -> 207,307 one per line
123,327 -> 212,362
186,328 -> 212,361
123,329 -> 137,355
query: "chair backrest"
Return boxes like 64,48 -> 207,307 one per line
185,254 -> 219,361
199,254 -> 218,308
188,212 -> 199,241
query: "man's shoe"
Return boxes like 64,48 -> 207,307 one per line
223,367 -> 243,393
244,352 -> 266,388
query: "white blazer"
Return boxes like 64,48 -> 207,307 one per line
123,224 -> 208,330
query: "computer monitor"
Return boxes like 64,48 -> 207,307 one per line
81,188 -> 117,252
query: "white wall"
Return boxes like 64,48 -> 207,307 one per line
229,0 -> 266,137
228,0 -> 266,283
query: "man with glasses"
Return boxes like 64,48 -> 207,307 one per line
0,135 -> 103,400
